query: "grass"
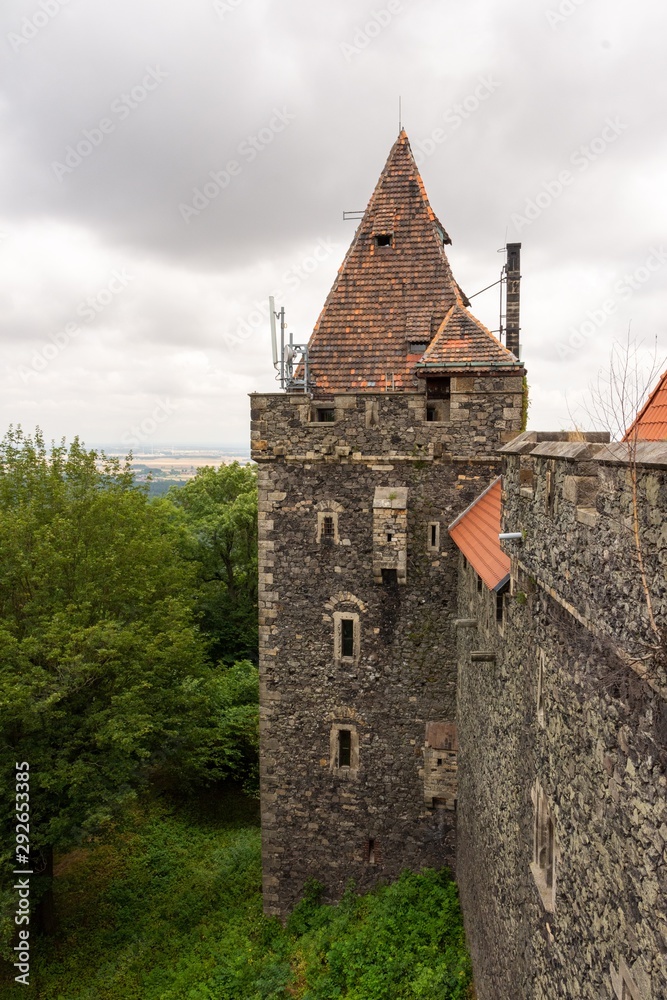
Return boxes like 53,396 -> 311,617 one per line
1,791 -> 472,999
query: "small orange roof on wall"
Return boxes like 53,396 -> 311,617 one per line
623,370 -> 667,442
448,478 -> 510,591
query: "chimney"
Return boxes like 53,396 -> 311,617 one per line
505,242 -> 521,360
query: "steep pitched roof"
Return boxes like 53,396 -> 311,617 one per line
623,370 -> 667,442
448,478 -> 510,591
305,130 -> 466,394
416,298 -> 523,375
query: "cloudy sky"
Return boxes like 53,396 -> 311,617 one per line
1,0 -> 665,450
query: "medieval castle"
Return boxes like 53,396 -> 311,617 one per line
250,131 -> 667,1000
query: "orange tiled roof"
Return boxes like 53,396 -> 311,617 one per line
305,130 -> 468,394
623,370 -> 667,441
448,478 -> 510,591
416,299 -> 522,374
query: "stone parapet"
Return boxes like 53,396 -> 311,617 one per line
251,378 -> 524,463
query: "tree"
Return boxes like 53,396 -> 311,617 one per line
168,463 -> 258,663
0,430 -> 255,865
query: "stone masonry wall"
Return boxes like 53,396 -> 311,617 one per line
456,434 -> 667,1000
252,384 -> 524,917
251,377 -> 524,463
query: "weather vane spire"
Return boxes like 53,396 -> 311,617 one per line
398,95 -> 402,133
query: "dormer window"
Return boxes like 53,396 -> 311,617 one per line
375,233 -> 393,248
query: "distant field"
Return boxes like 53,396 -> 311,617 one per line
95,448 -> 254,493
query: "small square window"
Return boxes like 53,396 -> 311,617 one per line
408,342 -> 428,355
316,407 -> 336,423
375,234 -> 392,247
381,568 -> 398,586
317,509 -> 340,544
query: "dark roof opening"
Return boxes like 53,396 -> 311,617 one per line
375,234 -> 393,247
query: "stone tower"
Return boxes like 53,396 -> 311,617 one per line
251,130 -> 526,917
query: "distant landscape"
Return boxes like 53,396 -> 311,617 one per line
100,446 -> 253,496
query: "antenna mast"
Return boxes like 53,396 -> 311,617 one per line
269,297 -> 312,393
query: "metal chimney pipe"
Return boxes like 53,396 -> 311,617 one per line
505,243 -> 521,360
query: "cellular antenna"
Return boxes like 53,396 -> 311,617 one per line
269,297 -> 312,393
269,295 -> 279,367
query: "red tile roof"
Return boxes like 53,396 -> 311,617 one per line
305,130 -> 469,394
416,299 -> 522,375
448,478 -> 510,591
623,370 -> 667,442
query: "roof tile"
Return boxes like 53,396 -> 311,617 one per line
624,369 -> 667,442
448,478 -> 510,591
305,131 -> 464,394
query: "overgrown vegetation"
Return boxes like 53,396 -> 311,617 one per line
2,794 -> 470,999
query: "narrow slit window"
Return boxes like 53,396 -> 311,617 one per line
386,532 -> 393,542
431,524 -> 437,548
367,838 -> 376,864
537,650 -> 545,726
341,619 -> 354,658
426,404 -> 437,422
496,590 -> 504,624
338,729 -> 351,767
477,574 -> 483,593
531,783 -> 556,911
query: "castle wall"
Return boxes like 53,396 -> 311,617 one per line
252,383 -> 523,916
456,437 -> 667,1000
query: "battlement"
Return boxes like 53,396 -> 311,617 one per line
501,432 -> 667,694
251,377 -> 524,464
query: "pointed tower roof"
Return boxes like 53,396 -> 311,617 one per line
415,297 -> 523,375
305,130 -> 469,394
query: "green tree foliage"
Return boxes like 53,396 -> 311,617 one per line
168,463 -> 258,663
0,429 -> 258,862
